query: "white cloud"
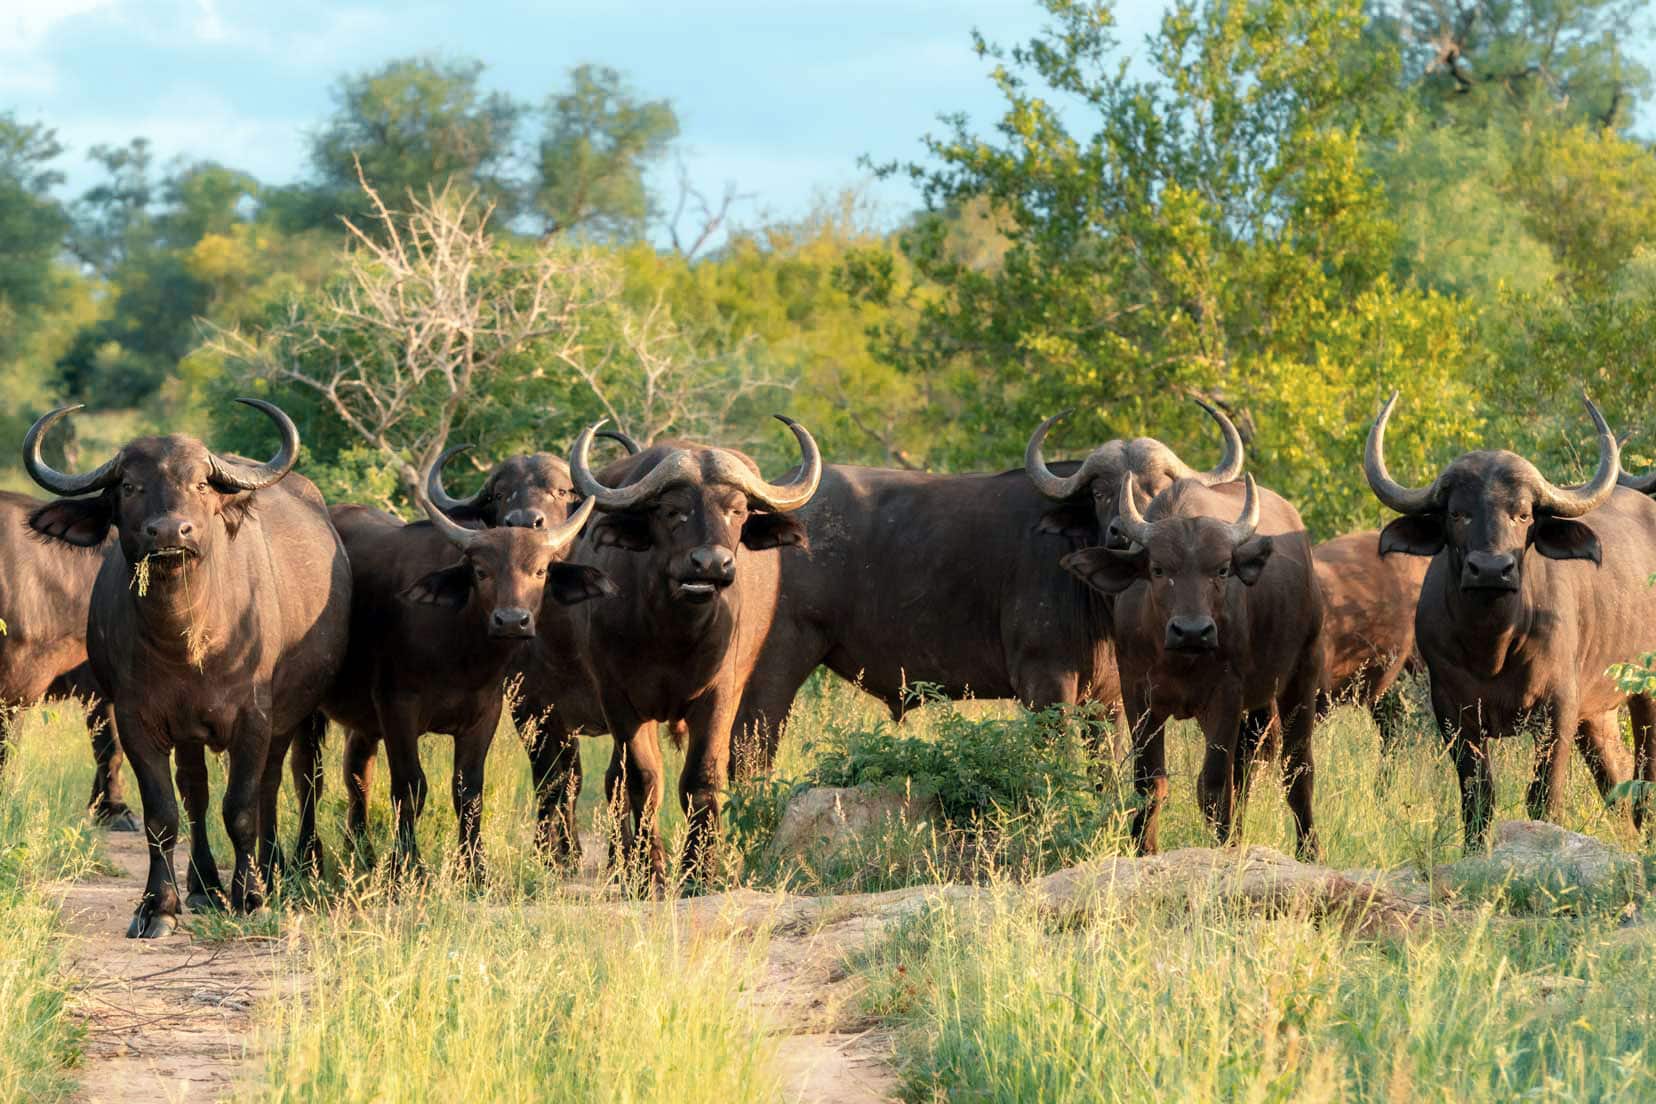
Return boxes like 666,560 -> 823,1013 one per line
0,0 -> 122,94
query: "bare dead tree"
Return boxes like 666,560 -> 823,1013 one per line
553,290 -> 790,447
210,168 -> 611,493
666,155 -> 754,262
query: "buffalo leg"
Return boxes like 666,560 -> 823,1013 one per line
289,713 -> 326,877
1277,656 -> 1322,861
124,720 -> 181,939
1526,699 -> 1579,824
222,722 -> 272,913
175,744 -> 224,910
1575,710 -> 1628,807
452,703 -> 501,882
87,703 -> 136,830
342,728 -> 380,853
1233,705 -> 1275,811
1631,695 -> 1656,831
375,703 -> 428,874
1196,686 -> 1245,846
1436,690 -> 1494,849
734,628 -> 826,775
1125,695 -> 1170,855
605,718 -> 666,890
679,691 -> 739,882
257,730 -> 293,887
523,710 -> 583,871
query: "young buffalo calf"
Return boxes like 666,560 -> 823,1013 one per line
1064,474 -> 1325,858
318,464 -> 613,876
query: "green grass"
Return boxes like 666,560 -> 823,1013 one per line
244,891 -> 779,1103
0,704 -> 105,1104
10,670 -> 1656,1102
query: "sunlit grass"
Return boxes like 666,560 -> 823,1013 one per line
0,704 -> 105,1103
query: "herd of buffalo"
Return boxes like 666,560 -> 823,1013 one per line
2,391 -> 1655,939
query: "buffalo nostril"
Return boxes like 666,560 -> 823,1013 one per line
177,521 -> 193,537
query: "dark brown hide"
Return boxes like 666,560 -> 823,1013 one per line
1367,396 -> 1656,845
550,420 -> 820,883
318,493 -> 607,874
0,491 -> 129,823
429,431 -> 638,529
1313,529 -> 1427,727
1064,477 -> 1325,858
26,405 -> 351,937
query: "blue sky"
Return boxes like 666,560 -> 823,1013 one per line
0,0 -> 1166,229
3,1 -> 1652,234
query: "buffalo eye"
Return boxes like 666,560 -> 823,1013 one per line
473,566 -> 491,581
535,565 -> 548,578
1216,563 -> 1230,579
195,480 -> 209,493
1149,564 -> 1165,579
1450,512 -> 1469,525
121,481 -> 139,496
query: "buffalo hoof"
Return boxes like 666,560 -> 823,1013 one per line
126,911 -> 178,940
96,805 -> 140,832
186,891 -> 226,913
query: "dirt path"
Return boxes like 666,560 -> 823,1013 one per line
570,831 -> 903,1103
49,831 -> 299,1103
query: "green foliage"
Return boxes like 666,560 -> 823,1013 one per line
303,56 -> 524,227
532,64 -> 679,240
862,0 -> 1485,532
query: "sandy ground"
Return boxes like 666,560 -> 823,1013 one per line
49,830 -> 296,1104
51,830 -> 899,1104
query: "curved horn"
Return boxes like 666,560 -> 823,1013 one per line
570,419 -> 688,512
1189,397 -> 1245,485
1226,473 -> 1260,545
23,405 -> 121,497
596,429 -> 641,456
1534,393 -> 1620,518
413,457 -> 481,551
725,416 -> 821,513
1363,392 -> 1440,515
1621,470 -> 1656,495
1024,410 -> 1090,500
207,399 -> 300,492
1114,473 -> 1153,547
541,494 -> 596,553
427,444 -> 482,513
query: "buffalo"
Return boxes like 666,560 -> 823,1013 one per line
425,430 -> 639,529
546,416 -> 822,883
316,462 -> 610,874
1365,392 -> 1656,846
718,401 -> 1245,779
0,490 -> 131,826
24,401 -> 351,937
1064,473 -> 1326,858
1312,530 -> 1428,742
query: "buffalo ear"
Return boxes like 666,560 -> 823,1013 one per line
590,514 -> 653,551
1037,502 -> 1097,541
29,497 -> 113,547
400,564 -> 472,608
1232,535 -> 1274,586
1379,515 -> 1445,557
546,563 -> 618,606
1062,546 -> 1145,595
1534,518 -> 1602,565
741,512 -> 808,551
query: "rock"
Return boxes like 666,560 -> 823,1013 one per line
1434,820 -> 1644,913
768,785 -> 941,862
1028,846 -> 1432,938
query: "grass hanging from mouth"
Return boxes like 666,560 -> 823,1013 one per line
129,555 -> 151,597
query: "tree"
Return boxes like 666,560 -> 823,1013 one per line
302,57 -> 524,229
532,64 -> 679,240
1376,0 -> 1651,129
863,0 -> 1484,533
0,115 -> 69,359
